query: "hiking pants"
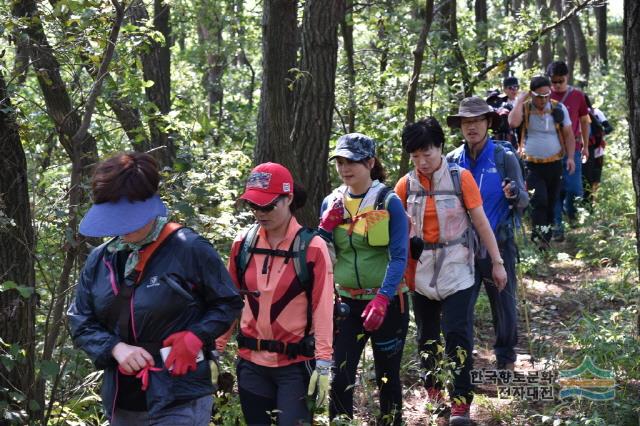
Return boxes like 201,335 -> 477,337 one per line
111,395 -> 213,426
525,160 -> 563,243
583,146 -> 604,207
236,358 -> 313,426
554,151 -> 584,229
412,286 -> 475,403
472,237 -> 519,365
330,293 -> 409,426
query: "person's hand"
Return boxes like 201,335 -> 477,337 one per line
307,360 -> 331,409
319,198 -> 344,233
112,342 -> 154,374
491,262 -> 508,292
566,157 -> 576,175
516,91 -> 530,104
162,331 -> 203,376
581,145 -> 589,162
502,178 -> 518,200
361,293 -> 389,332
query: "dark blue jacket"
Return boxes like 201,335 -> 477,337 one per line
67,227 -> 243,418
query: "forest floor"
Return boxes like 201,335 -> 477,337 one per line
349,225 -> 639,425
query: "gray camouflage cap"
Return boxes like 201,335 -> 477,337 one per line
446,96 -> 499,128
329,133 -> 376,161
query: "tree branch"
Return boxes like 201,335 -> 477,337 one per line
473,0 -> 597,83
71,0 -> 126,144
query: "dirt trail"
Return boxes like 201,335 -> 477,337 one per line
352,242 -> 622,425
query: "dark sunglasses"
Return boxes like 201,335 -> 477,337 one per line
246,196 -> 284,213
506,85 -> 519,90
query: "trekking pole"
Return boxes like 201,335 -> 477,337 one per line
514,218 -> 536,367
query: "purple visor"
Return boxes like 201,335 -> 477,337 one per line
79,194 -> 167,237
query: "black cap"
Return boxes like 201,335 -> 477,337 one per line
503,76 -> 519,87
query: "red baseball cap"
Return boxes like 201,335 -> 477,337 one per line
239,162 -> 294,206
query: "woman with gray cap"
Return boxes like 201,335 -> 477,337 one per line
318,133 -> 409,425
508,75 -> 575,249
67,152 -> 243,425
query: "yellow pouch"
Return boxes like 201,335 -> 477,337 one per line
363,210 -> 390,246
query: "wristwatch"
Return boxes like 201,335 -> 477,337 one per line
492,258 -> 505,265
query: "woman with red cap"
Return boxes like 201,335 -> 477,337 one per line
68,152 -> 243,425
220,162 -> 334,425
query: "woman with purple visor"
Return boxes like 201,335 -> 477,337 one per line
67,152 -> 243,425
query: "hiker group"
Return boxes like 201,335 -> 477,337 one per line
67,60 -> 613,426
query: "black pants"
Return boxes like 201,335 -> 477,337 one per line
413,286 -> 475,403
237,358 -> 313,426
525,160 -> 562,243
583,146 -> 604,207
330,293 -> 409,426
473,237 -> 519,365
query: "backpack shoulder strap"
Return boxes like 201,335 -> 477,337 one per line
291,227 -> 316,336
235,223 -> 260,289
134,222 -> 183,284
493,143 -> 507,181
560,86 -> 573,104
291,227 -> 316,290
374,185 -> 392,210
446,163 -> 463,200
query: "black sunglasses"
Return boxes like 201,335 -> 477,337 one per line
246,196 -> 285,213
506,85 -> 519,90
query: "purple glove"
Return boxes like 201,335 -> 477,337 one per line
361,294 -> 389,332
319,198 -> 344,233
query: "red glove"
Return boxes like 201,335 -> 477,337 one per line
361,294 -> 389,332
118,365 -> 162,391
319,198 -> 344,232
162,331 -> 203,376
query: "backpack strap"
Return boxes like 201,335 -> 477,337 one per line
560,86 -> 573,104
236,225 -> 316,337
374,185 -> 392,210
520,100 -> 565,160
291,227 -> 316,337
447,163 -> 463,201
493,143 -> 507,181
235,223 -> 261,292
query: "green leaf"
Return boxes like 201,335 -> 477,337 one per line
40,360 -> 60,378
0,281 -> 34,299
28,400 -> 41,411
143,80 -> 155,88
174,202 -> 195,217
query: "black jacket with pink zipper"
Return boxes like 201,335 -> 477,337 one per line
67,227 -> 243,418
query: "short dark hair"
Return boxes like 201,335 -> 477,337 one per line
92,152 -> 159,204
530,76 -> 551,91
401,117 -> 445,154
547,61 -> 569,77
